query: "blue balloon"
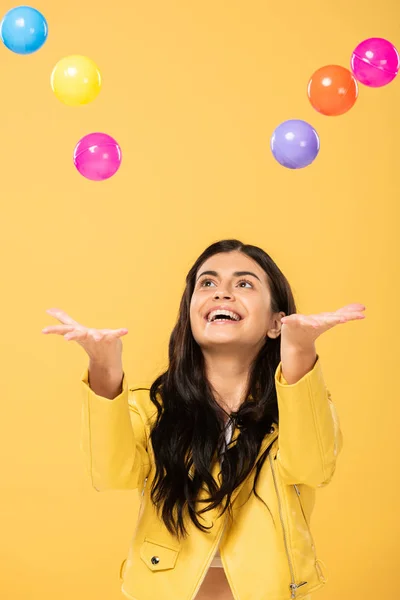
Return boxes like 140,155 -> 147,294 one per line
271,119 -> 320,169
0,6 -> 48,54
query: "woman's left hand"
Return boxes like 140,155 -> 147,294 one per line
280,303 -> 366,351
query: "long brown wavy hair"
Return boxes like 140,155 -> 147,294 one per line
149,239 -> 297,539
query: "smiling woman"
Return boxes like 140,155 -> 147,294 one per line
64,238 -> 344,600
151,241 -> 289,534
133,239 -> 341,599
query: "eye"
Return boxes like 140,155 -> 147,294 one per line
200,279 -> 216,287
238,279 -> 253,288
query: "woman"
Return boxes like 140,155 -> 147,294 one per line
42,239 -> 365,600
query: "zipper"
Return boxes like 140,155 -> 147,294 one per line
293,484 -> 317,559
136,477 -> 148,521
269,454 -> 307,599
190,515 -> 229,600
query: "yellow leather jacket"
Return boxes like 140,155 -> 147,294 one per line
80,355 -> 342,600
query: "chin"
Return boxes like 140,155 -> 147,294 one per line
199,336 -> 248,349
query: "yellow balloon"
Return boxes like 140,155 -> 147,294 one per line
50,55 -> 102,106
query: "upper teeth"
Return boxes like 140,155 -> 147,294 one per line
207,309 -> 241,322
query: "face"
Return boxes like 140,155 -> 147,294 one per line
190,251 -> 284,353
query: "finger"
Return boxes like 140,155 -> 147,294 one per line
328,311 -> 365,320
335,303 -> 366,314
45,308 -> 80,326
284,314 -> 344,327
298,315 -> 343,329
64,328 -> 89,341
313,309 -> 365,319
63,328 -> 128,342
90,328 -> 129,341
102,328 -> 129,337
338,313 -> 366,321
314,313 -> 364,325
312,314 -> 346,324
311,306 -> 366,318
42,325 -> 76,335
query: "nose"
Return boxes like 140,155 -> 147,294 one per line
213,289 -> 233,300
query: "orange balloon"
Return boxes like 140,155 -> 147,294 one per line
307,65 -> 358,116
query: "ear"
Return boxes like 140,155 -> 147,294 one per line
266,311 -> 286,339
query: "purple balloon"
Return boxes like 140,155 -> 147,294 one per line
73,132 -> 122,181
270,119 -> 320,169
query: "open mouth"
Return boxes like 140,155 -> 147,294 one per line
205,309 -> 243,323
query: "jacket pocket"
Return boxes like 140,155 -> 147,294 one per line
293,485 -> 328,584
140,537 -> 180,571
293,485 -> 317,557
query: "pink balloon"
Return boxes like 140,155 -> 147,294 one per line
73,133 -> 122,181
350,37 -> 399,87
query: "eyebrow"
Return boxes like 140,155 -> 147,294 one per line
196,270 -> 261,282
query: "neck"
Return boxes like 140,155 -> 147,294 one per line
203,349 -> 256,414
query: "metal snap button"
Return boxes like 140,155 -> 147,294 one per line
151,556 -> 160,565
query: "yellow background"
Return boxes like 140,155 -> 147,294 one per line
1,0 -> 398,598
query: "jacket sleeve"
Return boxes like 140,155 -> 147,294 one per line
80,367 -> 150,491
274,354 -> 343,488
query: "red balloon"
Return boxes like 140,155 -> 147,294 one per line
307,65 -> 358,116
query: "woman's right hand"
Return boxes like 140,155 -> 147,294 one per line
42,308 -> 128,368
